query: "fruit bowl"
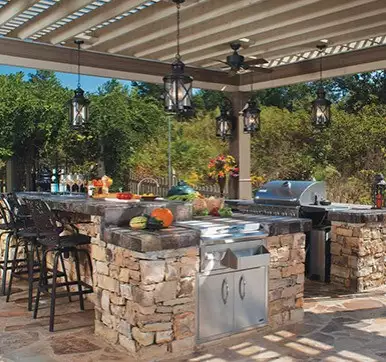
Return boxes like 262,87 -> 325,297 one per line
141,195 -> 158,201
117,192 -> 133,200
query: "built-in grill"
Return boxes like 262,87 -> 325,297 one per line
253,180 -> 332,282
176,218 -> 270,343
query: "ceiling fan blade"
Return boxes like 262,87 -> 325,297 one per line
245,58 -> 269,66
211,59 -> 230,66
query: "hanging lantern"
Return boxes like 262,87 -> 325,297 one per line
163,0 -> 194,118
311,44 -> 331,128
69,86 -> 90,129
243,99 -> 261,133
69,40 -> 90,129
372,174 -> 386,209
311,87 -> 331,128
163,59 -> 194,117
216,98 -> 234,140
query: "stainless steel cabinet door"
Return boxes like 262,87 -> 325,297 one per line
198,272 -> 234,340
234,267 -> 267,331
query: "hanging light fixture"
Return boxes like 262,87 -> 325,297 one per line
216,97 -> 235,140
163,0 -> 194,118
242,77 -> 261,133
311,44 -> 331,128
69,39 -> 90,129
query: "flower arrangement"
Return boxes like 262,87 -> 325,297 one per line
208,155 -> 239,179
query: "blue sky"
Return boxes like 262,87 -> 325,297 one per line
0,65 -> 131,93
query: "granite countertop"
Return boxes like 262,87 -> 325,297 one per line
102,213 -> 312,252
327,208 -> 386,223
18,192 -> 192,225
103,226 -> 201,252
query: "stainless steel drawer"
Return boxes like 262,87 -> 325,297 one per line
221,245 -> 270,270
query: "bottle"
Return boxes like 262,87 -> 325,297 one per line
50,168 -> 58,193
59,169 -> 66,193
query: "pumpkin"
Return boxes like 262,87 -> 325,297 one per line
150,208 -> 174,228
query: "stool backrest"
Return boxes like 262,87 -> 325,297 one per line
0,194 -> 16,228
23,199 -> 60,244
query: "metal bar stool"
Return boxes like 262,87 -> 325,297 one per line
24,199 -> 93,332
2,193 -> 44,311
0,200 -> 15,296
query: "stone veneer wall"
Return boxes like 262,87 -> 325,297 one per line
91,240 -> 199,360
331,221 -> 386,291
267,233 -> 305,328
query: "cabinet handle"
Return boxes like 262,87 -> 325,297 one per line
239,275 -> 246,300
221,278 -> 229,304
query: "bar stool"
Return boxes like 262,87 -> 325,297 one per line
0,200 -> 15,295
24,199 -> 93,332
2,193 -> 44,311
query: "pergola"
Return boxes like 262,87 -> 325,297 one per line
1,0 -> 385,197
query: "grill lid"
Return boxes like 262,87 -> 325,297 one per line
254,180 -> 326,206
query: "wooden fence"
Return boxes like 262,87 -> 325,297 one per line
126,171 -> 228,198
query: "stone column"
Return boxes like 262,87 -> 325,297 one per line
229,91 -> 252,200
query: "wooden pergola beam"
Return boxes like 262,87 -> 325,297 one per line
239,44 -> 386,90
0,37 -> 238,90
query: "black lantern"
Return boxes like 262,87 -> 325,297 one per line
242,99 -> 261,133
69,40 -> 90,129
163,0 -> 194,118
311,44 -> 331,128
311,87 -> 331,128
372,174 -> 386,209
216,98 -> 235,140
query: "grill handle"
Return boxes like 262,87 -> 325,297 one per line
221,278 -> 229,304
239,275 -> 246,300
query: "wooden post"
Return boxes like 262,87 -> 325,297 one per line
229,91 -> 252,200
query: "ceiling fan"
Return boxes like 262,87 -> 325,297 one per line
213,42 -> 272,76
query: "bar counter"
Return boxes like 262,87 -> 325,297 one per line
17,193 -> 310,360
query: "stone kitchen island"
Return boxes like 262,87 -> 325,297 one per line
19,193 -> 311,360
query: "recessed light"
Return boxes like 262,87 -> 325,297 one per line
239,38 -> 250,43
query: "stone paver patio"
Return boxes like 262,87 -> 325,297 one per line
2,281 -> 386,361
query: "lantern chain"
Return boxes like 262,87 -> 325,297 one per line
176,2 -> 181,60
77,41 -> 81,88
317,44 -> 327,87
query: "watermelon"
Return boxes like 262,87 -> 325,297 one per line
129,216 -> 148,230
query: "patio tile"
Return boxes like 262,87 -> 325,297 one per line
50,336 -> 102,355
2,280 -> 386,361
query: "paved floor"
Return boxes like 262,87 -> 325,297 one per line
2,281 -> 386,361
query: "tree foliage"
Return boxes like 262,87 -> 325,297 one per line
0,68 -> 385,201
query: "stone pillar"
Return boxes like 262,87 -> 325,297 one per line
229,91 -> 252,200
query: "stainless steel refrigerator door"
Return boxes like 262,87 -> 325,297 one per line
198,272 -> 234,340
234,267 -> 268,330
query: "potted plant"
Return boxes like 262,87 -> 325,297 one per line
207,155 -> 238,197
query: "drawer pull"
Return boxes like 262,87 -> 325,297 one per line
239,275 -> 246,300
221,278 -> 229,304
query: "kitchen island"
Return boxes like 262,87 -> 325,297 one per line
18,193 -> 311,360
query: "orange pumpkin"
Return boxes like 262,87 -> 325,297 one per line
150,208 -> 174,228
